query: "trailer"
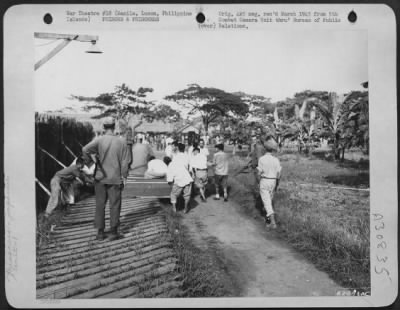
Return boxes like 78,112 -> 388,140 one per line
123,175 -> 171,199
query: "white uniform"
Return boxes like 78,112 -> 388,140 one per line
257,153 -> 281,216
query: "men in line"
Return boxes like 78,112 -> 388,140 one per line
44,157 -> 86,217
167,143 -> 193,213
82,117 -> 130,241
256,137 -> 281,229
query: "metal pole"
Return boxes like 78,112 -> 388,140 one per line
35,178 -> 51,196
38,147 -> 67,168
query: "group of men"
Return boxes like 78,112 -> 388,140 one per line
44,116 -> 282,242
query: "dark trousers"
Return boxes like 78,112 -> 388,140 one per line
128,144 -> 133,168
94,182 -> 122,230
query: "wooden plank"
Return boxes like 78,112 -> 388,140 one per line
36,192 -> 181,299
42,223 -> 167,251
38,234 -> 171,273
70,261 -> 177,299
34,32 -> 98,42
37,241 -> 171,280
35,39 -> 73,70
39,229 -> 168,259
37,253 -> 175,298
37,248 -> 174,290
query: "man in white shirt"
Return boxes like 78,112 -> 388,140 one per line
144,156 -> 169,179
165,135 -> 174,146
189,147 -> 208,202
212,143 -> 229,201
167,143 -> 193,213
199,139 -> 209,159
257,137 -> 281,229
172,143 -> 190,170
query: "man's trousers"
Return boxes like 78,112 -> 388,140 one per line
94,182 -> 122,230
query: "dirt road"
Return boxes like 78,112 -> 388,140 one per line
181,195 -> 343,297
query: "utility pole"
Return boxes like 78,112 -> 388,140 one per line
34,32 -> 101,70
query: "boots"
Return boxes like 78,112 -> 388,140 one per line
96,228 -> 105,241
265,214 -> 277,229
107,227 -> 121,241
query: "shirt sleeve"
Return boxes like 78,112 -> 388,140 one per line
121,142 -> 130,179
256,158 -> 263,174
276,159 -> 282,179
166,164 -> 174,183
82,138 -> 99,164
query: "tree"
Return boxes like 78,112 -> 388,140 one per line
149,104 -> 181,123
165,84 -> 249,136
71,83 -> 181,132
71,84 -> 154,120
300,91 -> 368,160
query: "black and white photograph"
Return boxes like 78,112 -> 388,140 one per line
4,3 -> 397,308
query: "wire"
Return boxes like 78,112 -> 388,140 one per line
35,39 -> 60,47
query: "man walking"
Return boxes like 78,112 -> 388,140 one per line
189,147 -> 208,202
212,143 -> 229,201
167,143 -> 193,213
257,137 -> 281,229
82,117 -> 130,241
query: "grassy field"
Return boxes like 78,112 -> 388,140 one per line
227,151 -> 370,292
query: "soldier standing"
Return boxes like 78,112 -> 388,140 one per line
82,117 -> 130,241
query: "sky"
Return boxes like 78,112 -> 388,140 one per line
35,29 -> 367,113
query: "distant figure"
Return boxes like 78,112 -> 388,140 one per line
212,143 -> 229,201
82,117 -> 130,241
130,138 -> 154,176
167,143 -> 193,213
125,127 -> 134,169
198,139 -> 209,159
45,157 -> 86,217
257,137 -> 281,229
249,135 -> 266,186
144,156 -> 169,179
189,147 -> 208,202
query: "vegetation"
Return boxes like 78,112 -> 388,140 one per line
70,83 -> 181,131
165,84 -> 249,136
228,151 -> 370,293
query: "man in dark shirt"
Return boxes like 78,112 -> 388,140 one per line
249,135 -> 266,186
83,117 -> 130,241
45,157 -> 85,217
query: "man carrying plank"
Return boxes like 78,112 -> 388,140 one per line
44,157 -> 85,217
82,117 -> 130,241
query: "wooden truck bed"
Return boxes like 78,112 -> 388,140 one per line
123,176 -> 171,198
